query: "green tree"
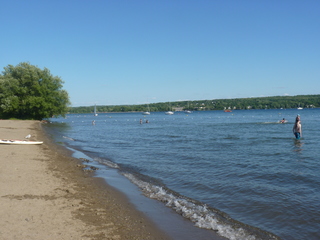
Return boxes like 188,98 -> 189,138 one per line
0,62 -> 70,120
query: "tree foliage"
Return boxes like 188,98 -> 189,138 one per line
69,95 -> 320,114
0,62 -> 70,120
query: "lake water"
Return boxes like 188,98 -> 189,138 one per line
46,109 -> 320,240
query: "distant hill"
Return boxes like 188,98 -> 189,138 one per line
68,94 -> 320,114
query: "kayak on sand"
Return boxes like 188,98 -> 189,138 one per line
0,139 -> 43,145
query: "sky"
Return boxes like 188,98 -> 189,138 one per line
1,0 -> 319,107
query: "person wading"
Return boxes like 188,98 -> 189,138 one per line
293,115 -> 302,139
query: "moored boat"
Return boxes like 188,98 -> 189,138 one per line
94,105 -> 98,116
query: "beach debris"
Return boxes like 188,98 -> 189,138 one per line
77,164 -> 88,169
77,163 -> 99,173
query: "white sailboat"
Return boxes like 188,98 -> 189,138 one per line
142,104 -> 150,115
165,103 -> 174,115
94,105 -> 98,116
184,102 -> 192,113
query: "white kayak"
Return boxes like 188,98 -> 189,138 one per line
0,139 -> 43,145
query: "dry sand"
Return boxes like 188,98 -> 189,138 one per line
0,120 -> 170,240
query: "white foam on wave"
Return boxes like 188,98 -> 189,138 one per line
95,157 -> 119,169
123,172 -> 258,240
63,136 -> 74,141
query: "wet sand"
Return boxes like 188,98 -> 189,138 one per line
0,120 -> 170,240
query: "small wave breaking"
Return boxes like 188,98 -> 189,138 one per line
95,157 -> 120,169
62,136 -> 75,141
123,172 -> 281,240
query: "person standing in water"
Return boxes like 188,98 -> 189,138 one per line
293,115 -> 302,139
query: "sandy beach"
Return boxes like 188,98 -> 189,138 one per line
0,120 -> 170,240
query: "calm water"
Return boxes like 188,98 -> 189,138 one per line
46,109 -> 320,240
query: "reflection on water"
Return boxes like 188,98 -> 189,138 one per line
293,139 -> 304,153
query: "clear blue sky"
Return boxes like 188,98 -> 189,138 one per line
1,0 -> 319,107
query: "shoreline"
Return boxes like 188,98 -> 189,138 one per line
44,119 -> 228,240
0,120 -> 170,239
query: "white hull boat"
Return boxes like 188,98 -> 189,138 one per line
165,111 -> 174,115
94,105 -> 98,116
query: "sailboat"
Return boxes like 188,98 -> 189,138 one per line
184,102 -> 192,114
94,105 -> 98,116
142,104 -> 150,115
165,104 -> 174,115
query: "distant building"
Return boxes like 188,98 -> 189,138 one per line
173,107 -> 184,111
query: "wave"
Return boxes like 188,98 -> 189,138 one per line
62,136 -> 75,141
122,172 -> 280,240
91,154 -> 281,240
94,157 -> 120,169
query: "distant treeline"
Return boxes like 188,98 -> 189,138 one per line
68,95 -> 320,114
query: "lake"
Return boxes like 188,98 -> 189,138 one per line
46,109 -> 320,240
